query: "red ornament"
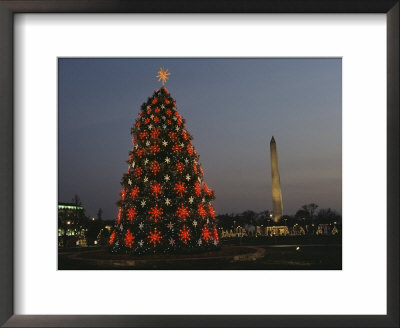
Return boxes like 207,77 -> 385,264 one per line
194,181 -> 202,197
168,131 -> 177,140
109,230 -> 116,245
182,130 -> 189,140
167,119 -> 172,125
176,162 -> 185,174
116,208 -> 122,224
166,109 -> 172,117
121,188 -> 126,200
165,99 -> 170,104
124,229 -> 134,248
127,207 -> 137,222
193,163 -> 198,174
174,181 -> 187,197
174,112 -> 182,122
176,203 -> 190,220
172,143 -> 181,153
150,182 -> 162,198
148,205 -> 163,222
179,225 -> 191,244
208,204 -> 216,220
148,228 -> 162,247
213,227 -> 219,242
147,108 -> 152,115
155,107 -> 160,113
150,143 -> 160,155
151,128 -> 160,139
139,131 -> 149,140
153,116 -> 160,123
144,118 -> 150,124
203,184 -> 212,196
152,98 -> 158,104
198,204 -> 207,219
134,166 -> 143,178
201,226 -> 211,243
150,161 -> 160,175
135,121 -> 140,127
136,148 -> 144,158
187,144 -> 193,155
130,186 -> 139,199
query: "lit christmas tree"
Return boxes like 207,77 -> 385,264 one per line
110,68 -> 220,255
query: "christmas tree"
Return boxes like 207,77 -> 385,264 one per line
110,68 -> 220,255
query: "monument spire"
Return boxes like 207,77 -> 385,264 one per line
270,136 -> 283,222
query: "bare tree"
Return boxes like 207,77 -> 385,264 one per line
71,194 -> 82,207
300,203 -> 319,219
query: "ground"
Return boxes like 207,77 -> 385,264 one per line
58,235 -> 341,270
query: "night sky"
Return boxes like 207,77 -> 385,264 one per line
58,58 -> 341,220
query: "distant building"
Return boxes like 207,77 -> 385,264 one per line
58,203 -> 84,218
58,202 -> 87,247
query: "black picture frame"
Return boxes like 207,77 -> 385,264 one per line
0,1 -> 398,327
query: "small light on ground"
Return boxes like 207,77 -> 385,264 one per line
296,246 -> 300,251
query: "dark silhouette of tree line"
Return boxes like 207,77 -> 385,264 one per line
59,196 -> 341,248
216,203 -> 342,232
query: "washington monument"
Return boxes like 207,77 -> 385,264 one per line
270,136 -> 283,222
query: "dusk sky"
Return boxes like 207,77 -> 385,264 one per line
58,58 -> 341,220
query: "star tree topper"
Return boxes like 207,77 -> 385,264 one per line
156,67 -> 171,86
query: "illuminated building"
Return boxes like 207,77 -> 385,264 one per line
58,202 -> 87,247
